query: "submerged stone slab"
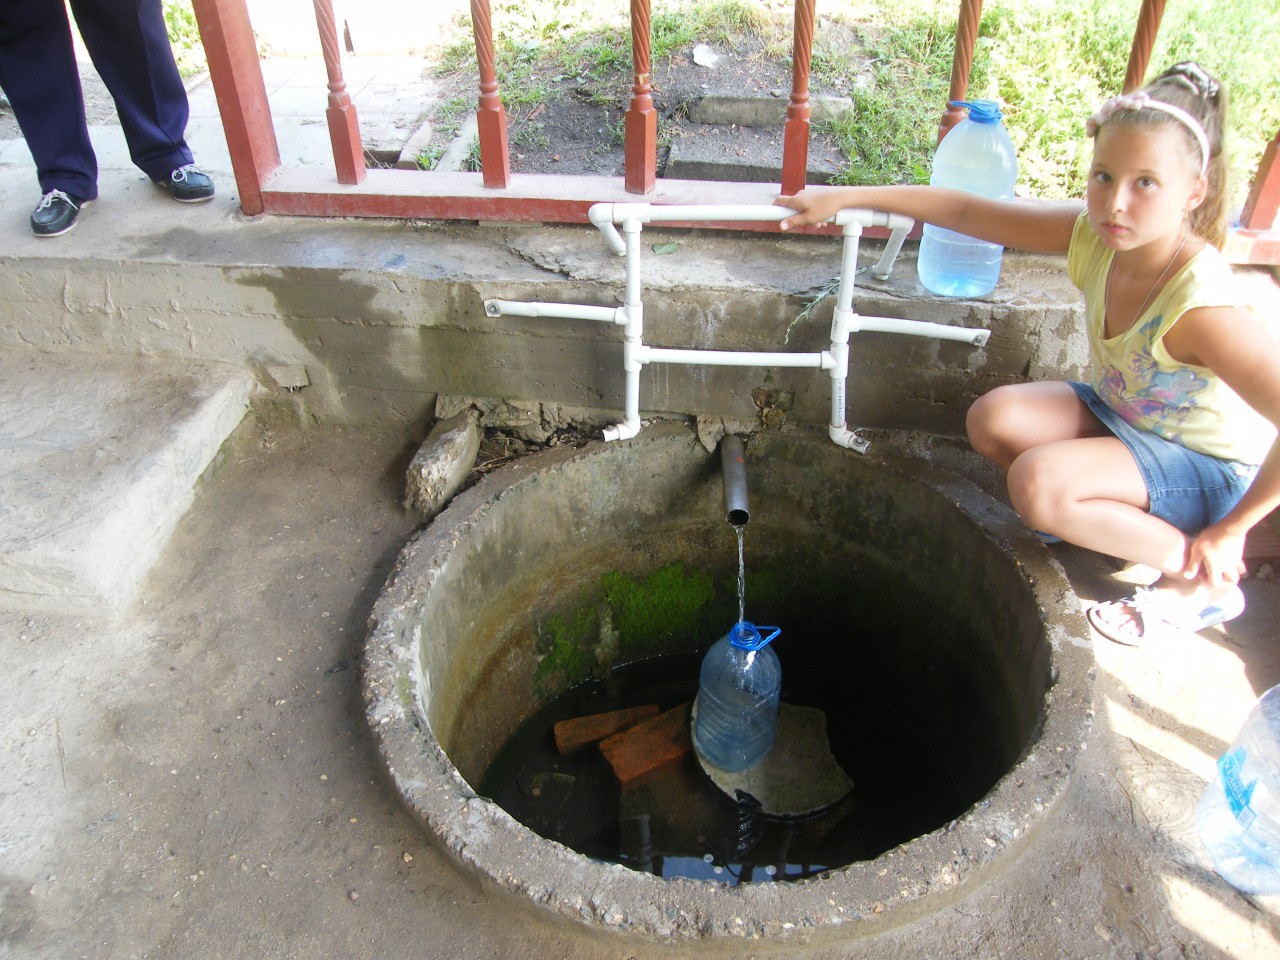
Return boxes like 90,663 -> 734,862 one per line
695,702 -> 854,818
0,352 -> 254,613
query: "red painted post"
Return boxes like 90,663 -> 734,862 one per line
624,0 -> 657,194
313,0 -> 366,184
1241,129 -> 1280,231
780,0 -> 815,196
938,0 -> 982,141
1122,0 -> 1166,92
471,0 -> 511,188
190,0 -> 279,216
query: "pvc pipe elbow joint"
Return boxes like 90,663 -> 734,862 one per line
588,204 -> 627,256
603,418 -> 642,442
828,425 -> 870,453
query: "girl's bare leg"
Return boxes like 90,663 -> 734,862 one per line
968,382 -> 1236,630
966,381 -> 1110,468
1006,435 -> 1179,569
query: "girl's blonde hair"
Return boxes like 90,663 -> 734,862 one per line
1130,63 -> 1230,249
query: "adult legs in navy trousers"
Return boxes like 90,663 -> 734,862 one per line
0,0 -> 195,203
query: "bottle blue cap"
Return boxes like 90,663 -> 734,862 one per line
729,620 -> 781,650
951,99 -> 1003,124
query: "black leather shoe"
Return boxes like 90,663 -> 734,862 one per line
31,190 -> 87,237
155,163 -> 215,202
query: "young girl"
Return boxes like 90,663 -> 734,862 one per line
775,62 -> 1280,645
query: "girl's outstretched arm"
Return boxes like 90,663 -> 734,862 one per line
774,185 -> 1081,255
1168,306 -> 1280,586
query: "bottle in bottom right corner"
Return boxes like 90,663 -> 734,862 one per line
1197,684 -> 1280,895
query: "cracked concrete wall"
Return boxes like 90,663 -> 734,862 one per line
0,220 -> 1088,434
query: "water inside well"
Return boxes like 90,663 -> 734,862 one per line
460,482 -> 1036,884
479,650 -> 970,883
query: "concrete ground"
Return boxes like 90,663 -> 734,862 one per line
3,19 -> 1280,960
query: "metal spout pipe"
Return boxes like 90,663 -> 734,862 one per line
720,434 -> 750,526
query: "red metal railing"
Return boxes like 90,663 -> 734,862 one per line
189,0 -> 1278,262
313,0 -> 364,185
938,0 -> 981,138
624,0 -> 657,194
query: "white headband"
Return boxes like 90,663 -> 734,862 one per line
1086,92 -> 1210,177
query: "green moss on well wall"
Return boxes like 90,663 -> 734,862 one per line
603,562 -> 716,659
534,605 -> 597,694
533,562 -> 720,695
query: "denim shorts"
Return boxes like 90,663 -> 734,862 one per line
1069,381 -> 1259,535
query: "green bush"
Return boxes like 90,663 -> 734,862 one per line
163,0 -> 206,79
825,0 -> 1278,208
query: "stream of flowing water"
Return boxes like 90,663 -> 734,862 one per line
736,524 -> 745,625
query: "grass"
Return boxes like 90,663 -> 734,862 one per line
437,0 -> 778,107
415,144 -> 446,172
823,0 -> 1279,208
163,0 -> 206,79
429,0 -> 1277,209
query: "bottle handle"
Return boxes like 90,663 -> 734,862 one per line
731,625 -> 780,650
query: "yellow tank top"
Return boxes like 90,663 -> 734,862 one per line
1067,213 -> 1275,464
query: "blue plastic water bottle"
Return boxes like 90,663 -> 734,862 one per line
1197,685 -> 1280,894
917,99 -> 1019,298
693,621 -> 782,772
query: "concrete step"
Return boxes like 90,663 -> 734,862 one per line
684,93 -> 853,128
663,121 -> 845,185
0,352 -> 254,614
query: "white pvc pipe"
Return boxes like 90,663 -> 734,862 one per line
588,204 -> 626,256
604,337 -> 644,442
529,203 -> 991,450
641,347 -> 830,368
603,418 -> 642,442
611,218 -> 646,439
851,316 -> 990,346
594,203 -> 917,231
873,226 -> 911,280
622,204 -> 791,223
484,298 -> 625,324
587,202 -> 915,248
832,230 -> 862,320
623,218 -> 644,313
833,208 -> 914,233
828,425 -> 870,453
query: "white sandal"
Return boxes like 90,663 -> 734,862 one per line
1087,585 -> 1245,646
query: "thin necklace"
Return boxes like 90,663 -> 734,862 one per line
1106,228 -> 1187,335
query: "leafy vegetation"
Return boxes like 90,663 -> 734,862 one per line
162,0 -> 206,79
823,0 -> 1278,206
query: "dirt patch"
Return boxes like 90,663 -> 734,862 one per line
428,30 -> 858,178
0,63 -> 118,142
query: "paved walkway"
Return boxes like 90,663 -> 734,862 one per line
0,0 -> 469,215
0,54 -> 440,194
